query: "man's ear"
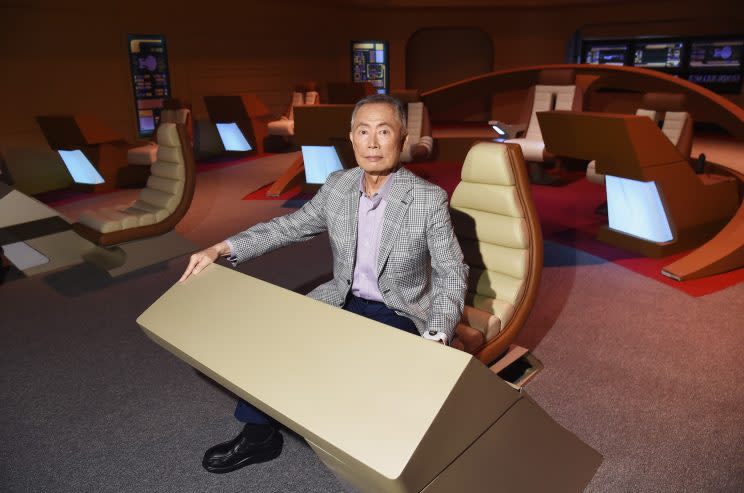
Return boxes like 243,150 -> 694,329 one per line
400,133 -> 408,151
349,131 -> 354,145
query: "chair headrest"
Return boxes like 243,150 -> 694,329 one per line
461,142 -> 516,187
156,123 -> 181,147
537,69 -> 576,86
640,92 -> 687,111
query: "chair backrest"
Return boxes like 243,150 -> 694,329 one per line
392,88 -> 433,162
73,122 -> 196,246
449,142 -> 543,363
661,111 -> 692,156
158,99 -> 193,147
286,92 -> 305,121
406,102 -> 424,143
139,123 -> 187,214
638,92 -> 693,157
304,91 -> 320,105
524,85 -> 581,141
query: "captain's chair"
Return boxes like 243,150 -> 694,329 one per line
73,123 -> 195,246
391,89 -> 433,162
587,92 -> 694,185
267,81 -> 320,137
127,99 -> 193,166
449,142 -> 543,364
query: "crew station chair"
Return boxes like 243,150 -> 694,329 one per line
267,81 -> 321,138
491,69 -> 584,184
73,122 -> 195,246
449,142 -> 543,364
391,89 -> 434,162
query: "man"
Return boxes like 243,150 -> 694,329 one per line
179,94 -> 468,474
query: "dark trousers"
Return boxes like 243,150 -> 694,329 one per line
234,293 -> 418,424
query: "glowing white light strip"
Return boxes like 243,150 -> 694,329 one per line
491,125 -> 506,136
606,175 -> 673,243
57,150 -> 104,185
301,146 -> 344,184
216,123 -> 253,151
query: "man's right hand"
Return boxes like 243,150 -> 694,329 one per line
179,241 -> 229,283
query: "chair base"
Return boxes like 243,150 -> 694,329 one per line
489,345 -> 544,391
528,162 -> 563,186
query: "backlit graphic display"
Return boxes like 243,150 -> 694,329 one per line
128,35 -> 171,137
633,41 -> 684,68
352,41 -> 389,94
584,44 -> 628,66
689,40 -> 743,68
216,123 -> 253,152
58,150 -> 105,185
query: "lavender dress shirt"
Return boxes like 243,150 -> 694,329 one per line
351,171 -> 395,302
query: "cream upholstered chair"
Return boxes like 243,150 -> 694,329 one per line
490,70 -> 583,163
73,123 -> 195,246
449,142 -> 543,364
587,93 -> 694,185
267,82 -> 321,137
505,85 -> 581,164
127,100 -> 193,166
391,89 -> 433,162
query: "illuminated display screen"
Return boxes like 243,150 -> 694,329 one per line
689,40 -> 743,68
581,36 -> 744,94
57,150 -> 105,185
584,44 -> 628,66
128,35 -> 171,138
606,176 -> 673,243
351,41 -> 389,94
633,42 -> 683,68
216,123 -> 253,152
302,146 -> 344,184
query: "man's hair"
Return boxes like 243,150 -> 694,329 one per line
350,93 -> 408,138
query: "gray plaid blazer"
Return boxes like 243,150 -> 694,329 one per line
227,166 -> 468,339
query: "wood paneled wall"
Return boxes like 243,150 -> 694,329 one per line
1,1 -> 742,154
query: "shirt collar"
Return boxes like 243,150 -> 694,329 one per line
359,170 -> 396,204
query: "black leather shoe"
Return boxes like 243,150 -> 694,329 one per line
202,423 -> 283,473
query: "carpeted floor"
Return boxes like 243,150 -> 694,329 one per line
1,152 -> 743,492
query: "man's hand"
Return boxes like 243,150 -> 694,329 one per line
179,242 -> 229,283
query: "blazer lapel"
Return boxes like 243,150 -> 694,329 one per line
377,168 -> 413,276
338,168 -> 361,264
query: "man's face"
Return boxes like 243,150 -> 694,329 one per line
349,103 -> 407,176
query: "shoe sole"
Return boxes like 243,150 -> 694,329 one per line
202,434 -> 283,474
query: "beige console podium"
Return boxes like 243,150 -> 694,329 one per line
0,182 -> 94,276
137,264 -> 601,492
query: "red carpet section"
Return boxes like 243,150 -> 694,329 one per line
242,183 -> 314,201
244,161 -> 744,297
